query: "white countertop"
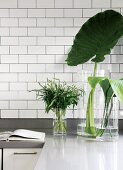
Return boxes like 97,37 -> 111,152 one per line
34,135 -> 123,170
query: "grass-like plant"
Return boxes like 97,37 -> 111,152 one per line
66,10 -> 123,137
31,79 -> 84,133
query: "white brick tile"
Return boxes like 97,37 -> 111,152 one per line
118,37 -> 123,45
120,64 -> 123,72
19,55 -> 37,63
1,18 -> 18,27
0,64 -> 9,72
111,46 -> 121,54
55,37 -> 73,45
64,9 -> 82,17
55,0 -> 73,8
0,46 -> 9,54
10,46 -> 27,54
46,28 -> 64,36
74,0 -> 91,8
55,73 -> 72,82
28,46 -> 45,54
64,27 -> 80,36
0,73 -> 17,82
0,83 -> 9,91
55,55 -> 67,63
28,101 -> 45,109
18,0 -> 36,8
0,101 -> 9,109
37,73 -> 54,82
38,110 -> 53,118
64,64 -> 77,72
100,64 -> 119,72
111,55 -> 123,63
28,64 -> 45,73
102,55 -> 110,64
10,64 -> 27,72
0,0 -> 17,8
10,9 -> 27,17
10,83 -> 27,91
37,0 -> 54,8
28,28 -> 45,36
19,73 -> 36,82
19,37 -> 36,45
120,9 -> 123,16
10,101 -> 27,109
55,18 -> 73,27
46,46 -> 64,54
46,9 -> 63,17
65,46 -> 72,54
17,91 -> 36,100
10,28 -> 27,36
28,9 -> 45,17
74,18 -> 88,26
37,55 -> 55,63
19,110 -> 37,118
112,0 -> 123,7
19,18 -> 36,27
0,28 -> 9,36
1,110 -> 18,118
111,73 -> 123,79
46,64 -> 63,72
1,37 -> 18,45
38,37 -> 55,45
28,82 -> 45,90
1,55 -> 18,63
0,91 -> 19,100
83,9 -> 101,17
37,18 -> 54,27
0,9 -> 9,17
92,0 -> 110,8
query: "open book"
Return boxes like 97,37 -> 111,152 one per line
0,129 -> 45,142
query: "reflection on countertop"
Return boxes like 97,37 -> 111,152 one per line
35,135 -> 122,170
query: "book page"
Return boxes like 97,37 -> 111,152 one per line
0,131 -> 12,141
10,129 -> 45,141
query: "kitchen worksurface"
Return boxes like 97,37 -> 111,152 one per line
35,135 -> 123,170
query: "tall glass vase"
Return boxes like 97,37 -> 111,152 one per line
53,108 -> 67,135
77,69 -> 119,141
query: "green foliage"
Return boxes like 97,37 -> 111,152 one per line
30,79 -> 84,113
66,10 -> 123,66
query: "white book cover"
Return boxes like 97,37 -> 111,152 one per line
0,129 -> 45,142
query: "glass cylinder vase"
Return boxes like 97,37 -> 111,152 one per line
53,108 -> 67,135
77,69 -> 119,141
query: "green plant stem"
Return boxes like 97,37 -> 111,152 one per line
85,62 -> 98,136
93,62 -> 98,77
54,108 -> 67,134
96,98 -> 113,137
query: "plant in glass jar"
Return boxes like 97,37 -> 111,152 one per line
31,79 -> 84,135
66,10 -> 123,139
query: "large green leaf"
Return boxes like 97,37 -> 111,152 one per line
88,77 -> 123,104
88,77 -> 105,89
66,10 -> 123,66
109,79 -> 123,103
99,79 -> 114,106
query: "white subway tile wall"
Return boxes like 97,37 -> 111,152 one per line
0,0 -> 122,118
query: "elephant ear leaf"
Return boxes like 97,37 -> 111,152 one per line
66,10 -> 123,66
99,79 -> 114,106
88,77 -> 105,89
109,79 -> 123,103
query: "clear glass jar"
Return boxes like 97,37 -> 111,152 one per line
77,69 -> 119,141
53,108 -> 67,135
